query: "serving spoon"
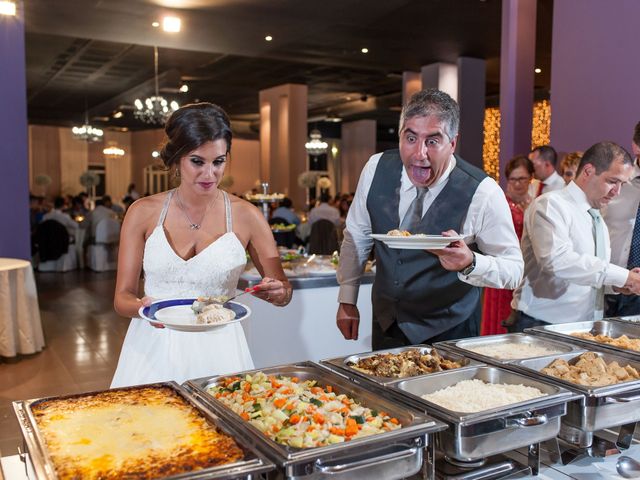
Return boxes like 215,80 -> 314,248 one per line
617,456 -> 640,478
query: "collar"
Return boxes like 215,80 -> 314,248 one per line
543,170 -> 561,184
401,154 -> 456,192
565,181 -> 593,212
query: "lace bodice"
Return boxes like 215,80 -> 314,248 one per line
142,190 -> 246,299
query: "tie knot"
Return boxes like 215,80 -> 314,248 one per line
588,208 -> 601,221
415,187 -> 428,200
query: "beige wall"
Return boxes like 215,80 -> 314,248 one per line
228,138 -> 260,195
28,125 -> 61,196
340,120 -> 377,194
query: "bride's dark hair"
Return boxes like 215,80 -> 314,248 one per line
160,102 -> 232,167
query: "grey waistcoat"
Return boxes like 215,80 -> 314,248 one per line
366,149 -> 486,343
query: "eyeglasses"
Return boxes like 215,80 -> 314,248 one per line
507,177 -> 531,184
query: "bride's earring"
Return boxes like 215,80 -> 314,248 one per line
175,169 -> 181,179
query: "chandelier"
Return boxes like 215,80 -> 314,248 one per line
72,102 -> 103,143
134,46 -> 179,125
305,129 -> 328,156
103,144 -> 125,158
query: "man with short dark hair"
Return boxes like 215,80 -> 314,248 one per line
87,195 -> 117,240
272,197 -> 301,225
603,121 -> 640,317
529,145 -> 565,197
511,141 -> 640,331
336,89 -> 523,348
308,192 -> 340,226
42,196 -> 78,237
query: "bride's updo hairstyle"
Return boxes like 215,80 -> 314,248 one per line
160,102 -> 233,168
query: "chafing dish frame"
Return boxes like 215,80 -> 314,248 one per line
435,333 -> 582,365
183,361 -> 447,480
526,320 -> 640,359
321,344 -> 482,387
387,365 -> 574,462
12,381 -> 275,480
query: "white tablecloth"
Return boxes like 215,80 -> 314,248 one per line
0,258 -> 45,357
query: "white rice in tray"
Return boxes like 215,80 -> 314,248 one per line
467,343 -> 560,360
422,379 -> 546,413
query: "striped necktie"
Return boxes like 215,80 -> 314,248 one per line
627,201 -> 640,269
399,187 -> 428,233
588,208 -> 606,319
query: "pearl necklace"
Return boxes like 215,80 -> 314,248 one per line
175,189 -> 219,230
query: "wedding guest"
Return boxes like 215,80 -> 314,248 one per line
559,151 -> 583,184
308,192 -> 341,226
529,145 -> 565,197
272,197 -> 301,225
42,196 -> 78,238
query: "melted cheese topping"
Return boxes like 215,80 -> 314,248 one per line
32,386 -> 244,479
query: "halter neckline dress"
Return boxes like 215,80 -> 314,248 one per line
111,190 -> 254,388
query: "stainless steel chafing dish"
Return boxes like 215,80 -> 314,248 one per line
388,366 -> 574,462
435,333 -> 581,365
12,382 -> 275,480
183,361 -> 446,480
512,350 -> 640,436
526,320 -> 640,359
321,345 -> 482,386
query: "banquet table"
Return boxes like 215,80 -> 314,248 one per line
0,258 -> 45,357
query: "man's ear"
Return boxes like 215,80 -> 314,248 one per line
582,163 -> 596,178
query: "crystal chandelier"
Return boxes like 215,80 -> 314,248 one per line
72,103 -> 103,143
305,129 -> 328,156
103,144 -> 125,158
134,46 -> 179,125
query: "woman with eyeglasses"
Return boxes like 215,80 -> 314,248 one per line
481,155 -> 534,335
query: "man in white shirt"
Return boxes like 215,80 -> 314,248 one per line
42,196 -> 78,238
308,193 -> 341,226
510,141 -> 640,331
528,145 -> 565,198
603,122 -> 640,317
336,89 -> 523,348
87,195 -> 117,241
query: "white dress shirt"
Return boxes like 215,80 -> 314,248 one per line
308,202 -> 341,226
529,170 -> 566,198
42,209 -> 78,237
602,159 -> 640,267
338,153 -> 524,304
512,182 -> 629,323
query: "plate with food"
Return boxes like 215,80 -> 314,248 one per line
139,297 -> 251,332
370,229 -> 464,249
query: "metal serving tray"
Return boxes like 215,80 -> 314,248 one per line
183,361 -> 446,480
12,382 -> 275,480
321,345 -> 482,386
526,320 -> 640,359
435,333 -> 581,366
389,366 -> 574,462
512,350 -> 640,432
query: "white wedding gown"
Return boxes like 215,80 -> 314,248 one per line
111,190 -> 254,388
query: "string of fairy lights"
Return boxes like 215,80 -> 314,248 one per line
482,100 -> 551,182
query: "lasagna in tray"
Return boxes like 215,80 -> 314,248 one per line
31,385 -> 244,480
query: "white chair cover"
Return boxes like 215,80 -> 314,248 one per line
87,218 -> 121,271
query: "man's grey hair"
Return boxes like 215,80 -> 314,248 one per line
577,141 -> 633,175
399,89 -> 460,139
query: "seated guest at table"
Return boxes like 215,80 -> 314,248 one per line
603,121 -> 640,317
42,196 -> 78,238
272,197 -> 301,225
481,155 -> 533,335
112,102 -> 292,388
86,196 -> 117,241
509,142 -> 640,332
529,145 -> 565,197
336,89 -> 523,349
308,192 -> 341,226
559,151 -> 583,184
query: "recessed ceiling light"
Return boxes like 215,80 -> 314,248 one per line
361,48 -> 369,54
113,111 -> 123,119
265,35 -> 273,42
151,21 -> 160,28
162,16 -> 181,33
535,68 -> 542,73
179,84 -> 189,93
0,1 -> 16,16
152,151 -> 160,158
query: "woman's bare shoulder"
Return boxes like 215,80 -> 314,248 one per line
124,192 -> 169,226
227,192 -> 264,222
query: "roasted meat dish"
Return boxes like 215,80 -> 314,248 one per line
348,349 -> 463,378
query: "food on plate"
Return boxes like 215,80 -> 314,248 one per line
541,351 -> 640,386
191,295 -> 229,313
387,229 -> 412,237
466,343 -> 561,360
422,379 -> 546,413
31,385 -> 244,480
196,303 -> 236,325
271,223 -> 296,231
245,193 -> 285,202
571,332 -> 640,352
347,349 -> 463,378
208,372 -> 401,448
280,251 -> 302,262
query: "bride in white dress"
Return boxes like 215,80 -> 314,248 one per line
111,103 -> 292,388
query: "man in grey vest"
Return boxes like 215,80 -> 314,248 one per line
336,89 -> 524,348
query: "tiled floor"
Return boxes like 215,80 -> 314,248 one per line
0,270 -> 129,456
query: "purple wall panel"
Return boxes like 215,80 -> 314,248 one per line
550,0 -> 640,153
0,1 -> 31,260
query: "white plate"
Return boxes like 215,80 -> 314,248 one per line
370,233 -> 464,249
138,298 -> 251,332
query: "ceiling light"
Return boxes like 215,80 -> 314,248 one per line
152,21 -> 160,28
162,16 -> 181,33
179,84 -> 189,93
0,1 -> 16,16
103,145 -> 125,158
535,68 -> 542,73
326,115 -> 342,123
361,48 -> 369,54
134,46 -> 179,125
151,151 -> 160,158
112,111 -> 123,119
265,35 -> 273,42
72,125 -> 103,142
305,129 -> 328,156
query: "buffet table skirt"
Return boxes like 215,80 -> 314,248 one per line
0,258 -> 45,357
